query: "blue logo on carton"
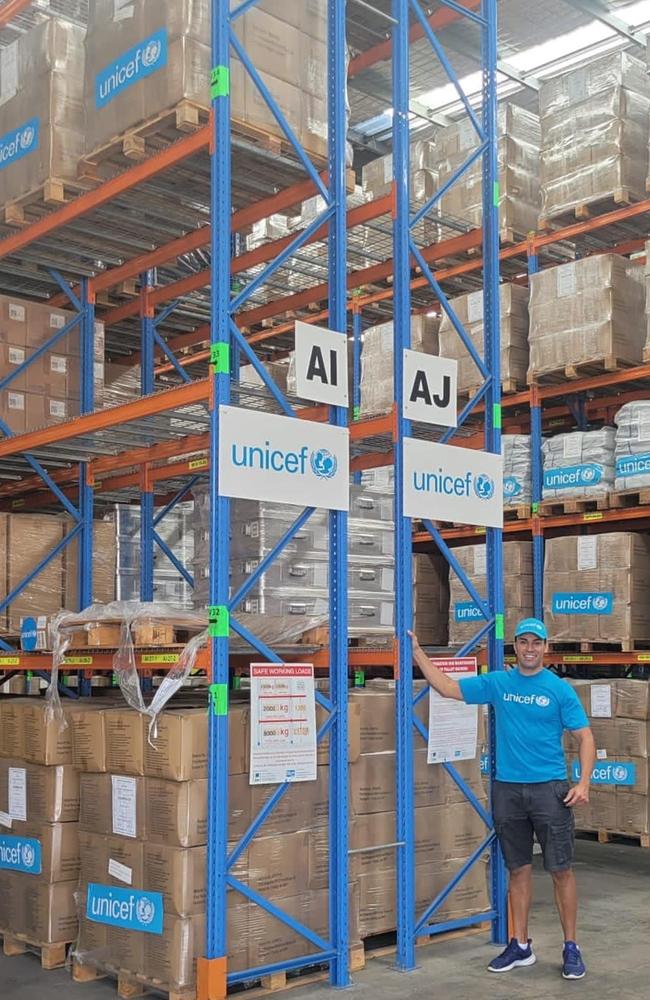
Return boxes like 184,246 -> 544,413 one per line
552,592 -> 613,616
616,453 -> 650,478
454,601 -> 487,622
572,761 -> 636,786
0,835 -> 42,874
20,617 -> 38,652
503,476 -> 523,498
0,118 -> 39,172
86,884 -> 163,935
544,463 -> 603,491
96,29 -> 168,109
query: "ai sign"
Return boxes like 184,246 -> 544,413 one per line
218,405 -> 349,511
403,437 -> 503,528
294,321 -> 349,407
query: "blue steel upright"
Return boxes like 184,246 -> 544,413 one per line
392,0 -> 507,970
327,0 -> 350,988
139,270 -> 155,602
527,249 -> 544,620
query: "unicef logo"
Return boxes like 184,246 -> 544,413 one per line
503,477 -> 521,497
310,448 -> 338,479
581,466 -> 596,482
20,126 -> 35,150
142,40 -> 162,67
21,844 -> 35,869
474,474 -> 495,501
136,896 -> 156,926
612,765 -> 628,783
535,695 -> 550,708
592,596 -> 609,612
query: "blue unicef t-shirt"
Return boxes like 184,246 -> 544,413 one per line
459,668 -> 589,783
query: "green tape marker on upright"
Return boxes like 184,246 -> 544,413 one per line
208,683 -> 228,717
210,343 -> 230,376
208,605 -> 230,638
493,181 -> 500,207
211,66 -> 229,100
493,403 -> 502,430
495,614 -> 505,641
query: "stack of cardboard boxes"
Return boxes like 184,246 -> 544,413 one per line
349,681 -> 490,936
0,294 -> 105,435
438,284 -> 529,396
449,542 -> 533,647
0,700 -> 82,947
567,679 -> 650,838
0,513 -> 117,640
359,317 -> 440,420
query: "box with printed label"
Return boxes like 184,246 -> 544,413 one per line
144,703 -> 249,780
143,843 -> 206,916
145,777 -> 212,847
79,831 -> 144,888
79,773 -> 147,840
0,758 -> 79,823
0,389 -> 26,435
3,877 -> 78,944
0,822 -> 80,882
5,515 -> 66,633
104,710 -> 147,776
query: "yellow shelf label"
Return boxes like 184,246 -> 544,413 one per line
0,657 -> 20,665
474,527 -> 486,535
64,656 -> 93,666
636,654 -> 650,662
141,654 -> 180,664
563,655 -> 593,663
583,512 -> 603,522
189,458 -> 208,470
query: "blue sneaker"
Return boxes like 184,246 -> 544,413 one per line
488,937 -> 536,973
562,941 -> 586,979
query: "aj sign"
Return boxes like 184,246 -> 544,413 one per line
294,321 -> 349,407
218,405 -> 349,511
403,350 -> 457,428
403,437 -> 503,528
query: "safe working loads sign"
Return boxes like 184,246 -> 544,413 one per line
218,405 -> 349,511
249,664 -> 317,785
403,437 -> 503,528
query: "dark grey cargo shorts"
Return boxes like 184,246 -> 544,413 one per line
492,779 -> 575,873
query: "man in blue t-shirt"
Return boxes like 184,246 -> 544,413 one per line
410,617 -> 595,981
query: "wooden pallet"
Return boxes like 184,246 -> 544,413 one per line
3,176 -> 91,227
548,639 -> 650,653
503,504 -> 532,521
466,377 -> 524,400
577,829 -> 650,849
528,355 -> 638,386
608,487 -> 650,509
0,930 -> 70,970
539,188 -> 636,231
537,495 -> 610,517
359,920 -> 491,963
72,945 -> 365,1000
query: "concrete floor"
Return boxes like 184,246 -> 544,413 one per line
2,838 -> 649,1000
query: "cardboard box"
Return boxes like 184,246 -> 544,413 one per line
236,830 -> 311,901
316,699 -> 361,764
25,392 -> 72,431
11,700 -> 74,767
0,297 -> 28,345
0,700 -> 27,758
87,624 -> 123,647
108,924 -> 145,974
79,831 -> 145,888
143,913 -> 205,991
143,843 -> 206,916
64,519 -> 118,610
71,706 -> 113,772
0,343 -> 27,391
79,773 -> 146,840
6,514 -> 65,632
616,721 -> 650,759
350,750 -> 483,816
0,758 -> 79,823
0,873 -> 78,943
615,680 -> 650,721
4,822 -> 81,882
145,778 -> 211,847
105,710 -> 146,775
616,790 -> 650,835
144,704 -> 249,781
24,353 -> 68,396
0,389 -> 26,434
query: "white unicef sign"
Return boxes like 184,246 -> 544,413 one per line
403,437 -> 503,528
218,405 -> 349,511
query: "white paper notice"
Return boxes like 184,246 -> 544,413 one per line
250,664 -> 317,785
8,767 -> 26,822
466,291 -> 484,324
111,775 -> 137,838
427,658 -> 479,764
563,435 -> 582,460
557,262 -> 576,298
596,748 -> 607,760
577,536 -> 598,571
590,685 -> 612,719
473,546 -> 487,576
108,858 -> 133,885
0,811 -> 12,828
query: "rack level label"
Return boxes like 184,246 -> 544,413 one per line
141,654 -> 179,665
0,657 -> 20,666
189,458 -> 208,470
0,117 -> 39,172
96,30 -> 168,109
563,655 -> 593,663
64,656 -> 93,666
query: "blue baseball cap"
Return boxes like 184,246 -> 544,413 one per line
514,617 -> 547,641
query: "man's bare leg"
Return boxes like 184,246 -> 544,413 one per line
509,864 -> 533,941
551,868 -> 577,941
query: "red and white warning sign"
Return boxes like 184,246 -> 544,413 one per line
249,664 -> 317,785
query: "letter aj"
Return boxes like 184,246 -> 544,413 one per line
409,370 -> 451,409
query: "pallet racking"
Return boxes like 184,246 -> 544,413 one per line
1,0 -> 650,994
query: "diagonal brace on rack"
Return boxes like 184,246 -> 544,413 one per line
228,507 -> 316,609
414,832 -> 496,933
229,321 -> 296,418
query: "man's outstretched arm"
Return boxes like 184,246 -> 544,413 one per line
408,630 -> 464,701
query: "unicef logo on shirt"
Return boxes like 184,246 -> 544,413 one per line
535,695 -> 550,708
474,474 -> 495,501
310,448 -> 338,479
612,765 -> 628,783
